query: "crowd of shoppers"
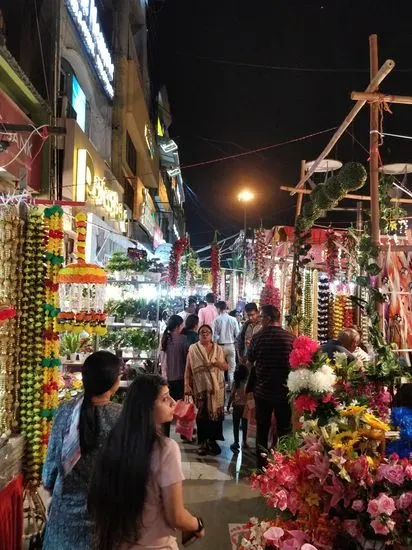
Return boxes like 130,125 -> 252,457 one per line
43,293 -> 302,548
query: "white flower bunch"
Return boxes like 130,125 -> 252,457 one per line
287,364 -> 336,395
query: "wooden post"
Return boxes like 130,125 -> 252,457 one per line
351,91 -> 412,105
295,160 -> 306,221
279,186 -> 412,205
293,59 -> 395,193
355,201 -> 363,326
369,34 -> 383,325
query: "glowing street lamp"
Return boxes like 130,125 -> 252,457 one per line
237,190 -> 255,295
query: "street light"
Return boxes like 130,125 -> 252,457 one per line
237,190 -> 255,297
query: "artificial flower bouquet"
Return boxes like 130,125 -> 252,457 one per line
287,336 -> 338,426
241,406 -> 412,549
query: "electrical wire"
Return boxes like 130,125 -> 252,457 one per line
180,126 -> 338,170
0,125 -> 48,171
34,0 -> 50,102
178,52 -> 412,74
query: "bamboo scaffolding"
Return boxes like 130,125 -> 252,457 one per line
280,186 -> 412,204
351,91 -> 412,105
293,58 -> 395,193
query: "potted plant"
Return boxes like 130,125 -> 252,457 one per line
105,299 -> 121,324
99,331 -> 126,356
60,333 -> 81,361
115,299 -> 138,325
123,328 -> 145,358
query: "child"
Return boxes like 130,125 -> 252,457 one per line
228,364 -> 249,453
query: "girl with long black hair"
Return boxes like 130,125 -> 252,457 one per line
88,373 -> 205,550
42,351 -> 121,550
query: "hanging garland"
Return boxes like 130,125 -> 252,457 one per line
260,268 -> 280,308
41,206 -> 64,463
302,269 -> 313,337
317,273 -> 329,344
168,236 -> 188,287
0,207 -> 23,436
211,234 -> 220,296
19,209 -> 46,483
254,228 -> 267,281
341,228 -> 358,283
325,229 -> 339,281
57,213 -> 108,335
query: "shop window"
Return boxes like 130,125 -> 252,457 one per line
126,132 -> 137,175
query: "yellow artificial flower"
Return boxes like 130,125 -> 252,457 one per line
331,431 -> 360,450
362,413 -> 389,432
340,405 -> 367,417
358,428 -> 386,441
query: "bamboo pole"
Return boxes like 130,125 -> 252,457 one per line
279,186 -> 412,204
295,160 -> 306,221
292,58 -> 395,193
369,34 -> 384,325
351,91 -> 412,105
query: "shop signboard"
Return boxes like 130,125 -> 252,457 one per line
66,0 -> 114,97
139,188 -> 156,237
0,89 -> 43,192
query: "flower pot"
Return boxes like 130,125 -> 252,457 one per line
107,316 -> 115,325
70,353 -> 79,362
124,317 -> 134,326
144,271 -> 161,283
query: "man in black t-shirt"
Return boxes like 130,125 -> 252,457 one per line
248,305 -> 295,468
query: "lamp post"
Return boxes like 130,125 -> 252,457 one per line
237,190 -> 254,297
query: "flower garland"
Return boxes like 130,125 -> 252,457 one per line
325,229 -> 338,281
302,269 -> 313,337
0,207 -> 23,436
19,209 -> 46,483
41,206 -> 64,463
168,237 -> 188,286
57,213 -> 108,335
317,273 -> 329,344
211,235 -> 220,296
254,228 -> 267,281
260,268 -> 281,309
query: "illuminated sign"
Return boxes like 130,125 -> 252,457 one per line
66,0 -> 114,98
145,124 -> 155,159
77,148 -> 124,220
139,188 -> 156,236
72,76 -> 87,131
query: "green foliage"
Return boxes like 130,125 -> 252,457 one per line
379,174 -> 407,234
99,331 -> 126,351
122,328 -> 158,351
60,333 -> 81,355
338,162 -> 367,192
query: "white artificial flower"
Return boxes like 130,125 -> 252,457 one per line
333,351 -> 348,367
308,365 -> 337,393
287,368 -> 311,393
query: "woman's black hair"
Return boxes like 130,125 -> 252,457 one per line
234,364 -> 249,389
161,314 -> 183,352
88,373 -> 167,550
394,383 -> 412,408
79,351 -> 120,455
185,314 -> 199,332
198,324 -> 213,335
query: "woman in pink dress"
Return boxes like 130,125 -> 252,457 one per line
88,374 -> 205,549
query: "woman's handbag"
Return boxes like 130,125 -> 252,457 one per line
175,397 -> 197,441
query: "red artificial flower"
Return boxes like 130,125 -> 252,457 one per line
294,394 -> 318,414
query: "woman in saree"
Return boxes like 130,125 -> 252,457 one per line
184,324 -> 228,456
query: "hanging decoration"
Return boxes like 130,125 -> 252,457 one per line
19,209 -> 45,483
0,206 -> 23,436
168,236 -> 188,287
260,268 -> 281,308
341,229 -> 358,283
332,294 -> 346,338
253,228 -> 267,281
57,213 -> 108,335
343,295 -> 354,328
41,206 -> 64,462
325,229 -> 339,281
211,233 -> 220,296
302,269 -> 313,337
317,273 -> 330,344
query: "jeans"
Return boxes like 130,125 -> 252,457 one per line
220,344 -> 236,385
255,395 -> 291,468
232,404 -> 248,445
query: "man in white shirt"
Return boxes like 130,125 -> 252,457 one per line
177,297 -> 197,322
213,300 -> 240,386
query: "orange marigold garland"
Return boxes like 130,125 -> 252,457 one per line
57,213 -> 108,335
41,206 -> 64,463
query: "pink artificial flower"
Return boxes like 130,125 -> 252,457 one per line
263,526 -> 284,543
294,394 -> 318,414
377,464 -> 405,486
348,455 -> 369,482
371,518 -> 390,536
275,489 -> 289,511
397,492 -> 412,510
321,393 -> 338,405
307,453 -> 331,485
367,493 -> 396,518
405,464 -> 412,479
286,530 -> 307,545
293,335 -> 320,354
287,491 -> 300,515
289,348 -> 313,369
301,545 -> 319,550
324,474 -> 345,508
302,436 -> 323,454
343,520 -> 360,539
352,499 -> 365,512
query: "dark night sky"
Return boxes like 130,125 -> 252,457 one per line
153,0 -> 412,249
